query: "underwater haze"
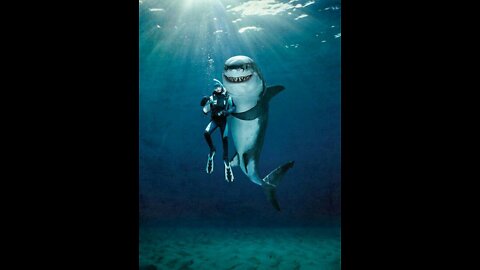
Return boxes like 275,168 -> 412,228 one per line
140,0 -> 341,269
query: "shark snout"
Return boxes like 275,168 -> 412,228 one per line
224,55 -> 259,83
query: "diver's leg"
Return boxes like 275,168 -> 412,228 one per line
204,121 -> 218,154
204,121 -> 218,174
220,123 -> 229,161
220,121 -> 234,182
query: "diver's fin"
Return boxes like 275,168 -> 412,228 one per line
206,151 -> 215,174
230,152 -> 239,167
262,161 -> 295,211
264,85 -> 285,103
224,161 -> 234,182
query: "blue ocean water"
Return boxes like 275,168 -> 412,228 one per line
140,0 -> 340,268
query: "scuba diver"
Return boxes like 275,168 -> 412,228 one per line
200,80 -> 236,182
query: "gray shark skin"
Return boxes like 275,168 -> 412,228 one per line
222,55 -> 294,211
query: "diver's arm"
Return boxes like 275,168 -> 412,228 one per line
203,104 -> 211,114
202,96 -> 213,114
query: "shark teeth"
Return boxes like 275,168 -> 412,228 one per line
224,74 -> 252,83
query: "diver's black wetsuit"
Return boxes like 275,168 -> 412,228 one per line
202,91 -> 236,162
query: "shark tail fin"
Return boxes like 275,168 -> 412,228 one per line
262,161 -> 295,211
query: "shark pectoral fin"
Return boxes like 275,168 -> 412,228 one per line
262,161 -> 295,211
230,152 -> 239,167
264,85 -> 285,103
231,103 -> 262,120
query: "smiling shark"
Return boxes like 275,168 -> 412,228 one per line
222,55 -> 294,211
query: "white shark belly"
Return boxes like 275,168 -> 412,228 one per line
229,116 -> 267,186
229,117 -> 260,156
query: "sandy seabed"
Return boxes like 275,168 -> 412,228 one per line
140,226 -> 340,270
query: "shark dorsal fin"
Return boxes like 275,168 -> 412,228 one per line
231,85 -> 286,121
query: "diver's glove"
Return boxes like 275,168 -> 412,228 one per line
217,110 -> 230,117
200,96 -> 209,106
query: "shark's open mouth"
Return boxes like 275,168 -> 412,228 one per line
224,74 -> 253,83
